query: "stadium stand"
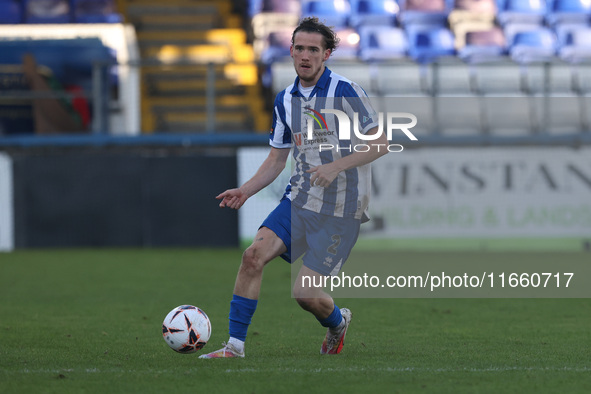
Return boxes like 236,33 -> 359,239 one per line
2,0 -> 591,137
458,27 -> 506,63
545,0 -> 591,27
497,0 -> 547,26
558,27 -> 591,63
398,0 -> 450,28
24,0 -> 71,24
448,0 -> 497,48
509,27 -> 557,63
348,0 -> 399,29
0,0 -> 23,24
72,0 -> 123,23
330,27 -> 362,59
0,38 -> 116,135
120,0 -> 269,133
0,0 -> 123,24
249,0 -> 302,16
301,0 -> 351,27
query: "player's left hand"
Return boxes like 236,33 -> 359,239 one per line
307,163 -> 339,188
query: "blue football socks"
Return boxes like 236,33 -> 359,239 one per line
317,305 -> 343,328
229,294 -> 258,341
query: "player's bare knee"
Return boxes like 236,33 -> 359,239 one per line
240,246 -> 266,274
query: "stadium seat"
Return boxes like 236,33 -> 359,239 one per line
398,0 -> 449,28
358,25 -> 408,61
557,27 -> 591,63
301,0 -> 351,28
509,28 -> 557,63
407,26 -> 456,63
497,0 -> 547,26
330,27 -> 361,59
348,0 -> 399,28
0,0 -> 23,23
546,0 -> 591,27
503,22 -> 546,45
249,0 -> 262,16
25,0 -> 71,23
72,0 -> 122,23
459,27 -> 506,63
448,0 -> 497,48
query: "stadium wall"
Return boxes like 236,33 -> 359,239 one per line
1,150 -> 238,250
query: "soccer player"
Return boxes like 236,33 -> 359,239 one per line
199,17 -> 388,358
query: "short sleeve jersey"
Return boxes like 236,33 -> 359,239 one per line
269,67 -> 379,221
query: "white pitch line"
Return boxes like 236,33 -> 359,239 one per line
4,366 -> 591,375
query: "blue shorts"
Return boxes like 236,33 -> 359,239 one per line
260,197 -> 361,276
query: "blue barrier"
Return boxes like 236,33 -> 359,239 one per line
0,132 -> 590,148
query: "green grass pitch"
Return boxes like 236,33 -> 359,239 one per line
1,249 -> 590,393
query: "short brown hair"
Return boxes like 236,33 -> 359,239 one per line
292,17 -> 340,53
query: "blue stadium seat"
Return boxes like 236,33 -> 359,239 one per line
249,0 -> 263,16
72,0 -> 122,23
349,0 -> 399,28
0,0 -> 23,23
459,27 -> 507,63
301,0 -> 351,28
497,0 -> 547,26
504,21 -> 545,44
553,21 -> 588,48
25,0 -> 71,23
546,0 -> 591,26
407,26 -> 456,63
358,25 -> 408,61
509,27 -> 557,63
398,0 -> 449,28
557,27 -> 591,63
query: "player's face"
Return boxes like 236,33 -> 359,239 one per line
290,31 -> 331,87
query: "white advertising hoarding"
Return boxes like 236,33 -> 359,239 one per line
238,147 -> 591,240
237,147 -> 291,240
368,147 -> 591,238
0,152 -> 14,251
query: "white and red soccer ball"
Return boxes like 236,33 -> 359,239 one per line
162,305 -> 211,353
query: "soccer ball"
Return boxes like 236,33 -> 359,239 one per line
162,305 -> 211,353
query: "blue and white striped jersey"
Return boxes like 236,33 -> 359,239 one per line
269,67 -> 379,221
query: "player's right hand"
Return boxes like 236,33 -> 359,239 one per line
216,188 -> 248,210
